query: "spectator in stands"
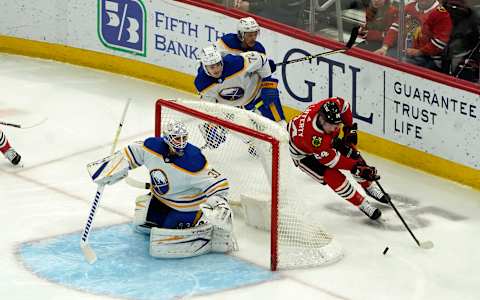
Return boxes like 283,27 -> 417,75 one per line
233,0 -> 268,13
374,0 -> 453,72
358,0 -> 399,51
441,0 -> 480,82
256,0 -> 307,28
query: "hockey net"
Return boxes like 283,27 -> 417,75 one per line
155,99 -> 343,270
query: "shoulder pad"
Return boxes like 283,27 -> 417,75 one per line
252,42 -> 266,54
194,66 -> 217,92
221,33 -> 242,49
222,54 -> 246,77
171,143 -> 207,172
144,137 -> 169,156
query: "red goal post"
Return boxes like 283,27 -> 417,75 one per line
155,98 -> 343,270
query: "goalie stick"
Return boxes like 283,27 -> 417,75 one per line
0,117 -> 48,129
80,98 -> 132,264
275,26 -> 359,67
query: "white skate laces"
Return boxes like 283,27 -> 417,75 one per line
4,148 -> 21,166
365,183 -> 388,204
359,200 -> 382,220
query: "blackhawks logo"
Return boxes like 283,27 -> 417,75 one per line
312,136 -> 322,148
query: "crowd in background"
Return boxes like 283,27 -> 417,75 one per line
204,0 -> 480,84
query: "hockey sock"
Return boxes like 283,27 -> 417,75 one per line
324,168 -> 364,206
0,130 -> 12,154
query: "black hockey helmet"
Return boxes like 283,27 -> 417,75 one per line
318,101 -> 342,125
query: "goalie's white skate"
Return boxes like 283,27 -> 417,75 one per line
365,182 -> 388,204
359,200 -> 382,220
4,148 -> 21,166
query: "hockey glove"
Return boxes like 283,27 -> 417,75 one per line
352,163 -> 380,181
333,137 -> 361,159
343,123 -> 358,145
268,59 -> 277,73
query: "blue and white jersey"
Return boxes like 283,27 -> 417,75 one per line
123,137 -> 229,212
216,33 -> 266,56
194,51 -> 272,107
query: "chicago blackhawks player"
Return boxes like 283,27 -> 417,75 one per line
287,97 -> 388,220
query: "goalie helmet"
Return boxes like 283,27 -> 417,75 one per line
237,17 -> 260,41
200,45 -> 223,77
318,101 -> 342,125
163,121 -> 189,155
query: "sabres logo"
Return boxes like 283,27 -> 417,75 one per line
150,169 -> 169,196
312,136 -> 322,148
219,87 -> 245,101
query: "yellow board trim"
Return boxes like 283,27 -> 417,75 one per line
1,35 -> 478,190
0,35 -> 197,94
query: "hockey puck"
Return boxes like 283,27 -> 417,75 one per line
383,247 -> 389,255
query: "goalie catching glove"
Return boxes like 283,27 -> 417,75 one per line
87,151 -> 130,185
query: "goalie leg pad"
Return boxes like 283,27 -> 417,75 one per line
133,194 -> 152,234
212,224 -> 238,252
149,224 -> 213,258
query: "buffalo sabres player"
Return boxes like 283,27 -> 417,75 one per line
216,17 -> 266,56
288,97 -> 388,220
194,45 -> 286,151
195,44 -> 286,125
87,121 -> 236,258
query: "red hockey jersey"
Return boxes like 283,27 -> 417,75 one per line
384,1 -> 452,56
288,98 -> 357,170
364,4 -> 399,42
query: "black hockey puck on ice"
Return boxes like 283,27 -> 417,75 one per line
383,247 -> 389,255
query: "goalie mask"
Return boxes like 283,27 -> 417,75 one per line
237,17 -> 260,41
200,45 -> 223,78
163,121 -> 189,156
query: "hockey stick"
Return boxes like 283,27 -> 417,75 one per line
111,98 -> 132,154
455,40 -> 480,79
374,180 -> 434,249
275,26 -> 359,67
80,98 -> 132,264
80,184 -> 105,264
354,147 -> 434,249
0,117 -> 48,129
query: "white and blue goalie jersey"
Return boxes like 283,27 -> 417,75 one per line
123,137 -> 229,212
194,51 -> 272,107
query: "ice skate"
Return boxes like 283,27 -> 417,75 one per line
4,148 -> 21,166
359,200 -> 382,220
365,182 -> 389,204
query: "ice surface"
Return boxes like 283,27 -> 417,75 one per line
1,54 -> 479,300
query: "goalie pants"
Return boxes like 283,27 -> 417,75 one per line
146,196 -> 204,229
243,77 -> 285,122
295,155 -> 365,206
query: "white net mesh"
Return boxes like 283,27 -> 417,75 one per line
156,99 -> 343,270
